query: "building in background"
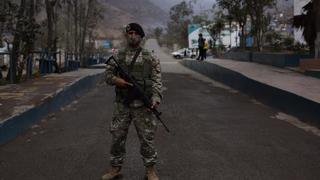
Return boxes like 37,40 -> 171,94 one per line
188,24 -> 212,49
269,0 -> 294,37
219,23 -> 240,48
188,24 -> 239,49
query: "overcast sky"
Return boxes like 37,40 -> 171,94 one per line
149,0 -> 216,12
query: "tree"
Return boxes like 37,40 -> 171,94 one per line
293,1 -> 316,54
73,0 -> 79,53
0,1 -> 18,48
78,0 -> 103,67
192,13 -> 210,25
208,11 -> 225,55
0,0 -> 40,82
166,1 -> 193,48
45,0 -> 59,53
86,0 -> 104,51
24,0 -> 39,55
9,0 -> 26,82
20,0 -> 40,79
60,0 -> 79,52
43,0 -> 102,67
153,27 -> 163,40
217,0 -> 248,48
0,0 -> 8,47
0,0 -> 103,82
61,0 -> 73,51
246,0 -> 275,51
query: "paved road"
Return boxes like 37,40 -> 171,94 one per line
1,40 -> 320,180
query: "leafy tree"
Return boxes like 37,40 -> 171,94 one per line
60,0 -> 72,51
282,36 -> 294,50
8,0 -> 27,82
43,0 -> 103,66
192,13 -> 210,25
0,0 -> 8,48
293,1 -> 316,54
153,27 -> 163,40
166,1 -> 193,48
293,0 -> 320,57
246,0 -> 275,51
208,11 -> 225,55
1,0 -> 40,82
79,0 -> 104,67
45,0 -> 59,53
0,0 -> 104,82
217,0 -> 248,48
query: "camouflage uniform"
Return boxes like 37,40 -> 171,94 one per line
105,46 -> 162,167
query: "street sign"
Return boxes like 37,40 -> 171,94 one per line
103,40 -> 111,48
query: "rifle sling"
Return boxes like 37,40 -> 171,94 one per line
128,47 -> 142,75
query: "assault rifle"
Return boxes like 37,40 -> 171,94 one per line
106,55 -> 170,133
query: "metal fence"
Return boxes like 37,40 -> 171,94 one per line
0,51 -> 107,83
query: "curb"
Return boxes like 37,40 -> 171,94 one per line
181,60 -> 320,127
0,72 -> 104,145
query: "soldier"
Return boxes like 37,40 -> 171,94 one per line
102,23 -> 162,180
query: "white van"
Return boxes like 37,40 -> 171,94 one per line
171,48 -> 196,59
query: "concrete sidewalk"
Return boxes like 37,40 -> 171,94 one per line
206,58 -> 320,103
181,58 -> 320,127
0,68 -> 104,144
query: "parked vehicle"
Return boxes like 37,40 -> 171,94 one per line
171,48 -> 196,59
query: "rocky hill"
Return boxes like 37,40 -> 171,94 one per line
97,0 -> 168,39
106,0 -> 168,27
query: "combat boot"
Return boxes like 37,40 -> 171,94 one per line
145,166 -> 159,180
101,166 -> 122,180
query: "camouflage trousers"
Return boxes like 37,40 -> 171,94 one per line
109,102 -> 158,167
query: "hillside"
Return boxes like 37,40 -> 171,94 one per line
97,0 -> 168,39
106,0 -> 168,27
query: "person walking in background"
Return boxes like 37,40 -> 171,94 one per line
197,33 -> 205,61
203,39 -> 209,60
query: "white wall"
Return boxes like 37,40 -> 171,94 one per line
220,24 -> 240,48
188,24 -> 239,49
188,27 -> 212,49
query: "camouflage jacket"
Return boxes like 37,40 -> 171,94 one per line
105,47 -> 163,104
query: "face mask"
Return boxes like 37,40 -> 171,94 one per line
127,35 -> 142,47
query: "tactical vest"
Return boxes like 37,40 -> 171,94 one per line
115,48 -> 153,103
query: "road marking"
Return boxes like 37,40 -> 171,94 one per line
272,112 -> 320,137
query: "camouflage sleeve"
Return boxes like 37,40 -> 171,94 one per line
105,55 -> 118,86
150,55 -> 163,103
